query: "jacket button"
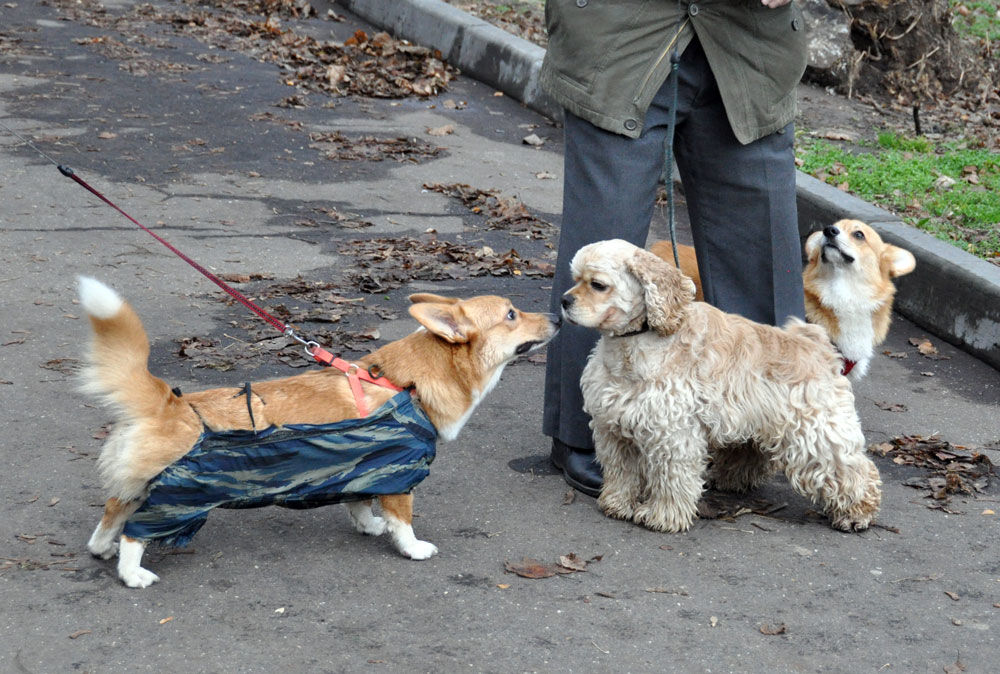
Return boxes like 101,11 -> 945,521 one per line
792,17 -> 801,30
689,3 -> 699,16
623,119 -> 638,131
575,0 -> 587,6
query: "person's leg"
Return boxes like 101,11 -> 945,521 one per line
672,39 -> 804,325
543,110 -> 667,494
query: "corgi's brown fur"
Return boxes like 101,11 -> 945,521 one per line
650,219 -> 915,379
78,277 -> 558,587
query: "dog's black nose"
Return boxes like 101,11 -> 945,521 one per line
824,225 -> 840,239
561,295 -> 574,310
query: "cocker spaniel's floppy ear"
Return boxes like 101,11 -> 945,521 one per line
625,247 -> 696,335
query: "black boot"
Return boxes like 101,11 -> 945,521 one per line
551,438 -> 602,497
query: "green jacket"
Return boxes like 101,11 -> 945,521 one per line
539,0 -> 808,144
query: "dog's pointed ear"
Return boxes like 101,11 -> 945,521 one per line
408,300 -> 474,343
408,293 -> 461,305
625,248 -> 695,335
881,244 -> 915,278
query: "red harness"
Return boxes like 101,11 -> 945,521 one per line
310,346 -> 404,417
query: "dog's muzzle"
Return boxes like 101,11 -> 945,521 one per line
821,226 -> 854,264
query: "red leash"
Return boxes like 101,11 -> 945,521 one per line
57,164 -> 403,408
59,165 -> 294,337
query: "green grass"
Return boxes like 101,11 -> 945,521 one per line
796,131 -> 1000,260
951,1 -> 1000,40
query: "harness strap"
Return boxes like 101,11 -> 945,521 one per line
314,348 -> 404,417
233,382 -> 258,432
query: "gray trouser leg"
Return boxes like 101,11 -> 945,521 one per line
543,37 -> 804,450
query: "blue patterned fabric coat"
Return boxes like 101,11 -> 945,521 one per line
123,391 -> 437,547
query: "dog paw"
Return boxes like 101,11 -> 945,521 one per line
830,514 -> 873,532
597,493 -> 635,521
87,540 -> 118,560
120,566 -> 160,588
633,504 -> 694,533
402,540 -> 438,560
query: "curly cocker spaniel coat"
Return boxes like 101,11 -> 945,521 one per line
561,239 -> 881,533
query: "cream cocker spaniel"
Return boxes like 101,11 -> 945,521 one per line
562,239 -> 881,533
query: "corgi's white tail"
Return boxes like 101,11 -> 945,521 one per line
78,277 -> 175,421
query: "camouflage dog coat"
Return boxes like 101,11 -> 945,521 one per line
123,391 -> 437,547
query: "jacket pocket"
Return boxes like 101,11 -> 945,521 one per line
545,0 -> 644,93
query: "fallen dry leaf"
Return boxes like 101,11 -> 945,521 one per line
759,623 -> 787,635
504,558 -> 557,579
159,616 -> 174,624
944,591 -> 960,601
426,124 -> 454,136
68,630 -> 91,639
522,133 -> 545,146
558,553 -> 588,572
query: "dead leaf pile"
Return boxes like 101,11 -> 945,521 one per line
72,35 -> 196,76
870,435 -> 996,504
50,1 -> 458,99
309,131 -> 442,163
339,236 -> 554,294
423,183 -> 553,239
445,1 -> 547,48
504,553 -> 601,579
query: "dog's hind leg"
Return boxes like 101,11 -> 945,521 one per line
379,493 -> 438,560
117,535 -> 159,588
346,499 -> 387,536
633,429 -> 708,533
709,442 -> 777,493
823,455 -> 882,532
782,432 -> 882,531
87,497 -> 141,559
594,426 -> 643,521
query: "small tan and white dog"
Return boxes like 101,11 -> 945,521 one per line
78,277 -> 558,587
802,219 -> 916,378
562,239 -> 881,533
650,219 -> 915,379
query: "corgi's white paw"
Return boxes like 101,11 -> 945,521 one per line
87,531 -> 118,559
119,565 -> 160,588
402,539 -> 438,560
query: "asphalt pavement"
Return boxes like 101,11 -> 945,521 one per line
1,1 -> 998,672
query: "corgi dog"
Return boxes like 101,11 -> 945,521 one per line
802,220 -> 916,378
650,219 -> 915,379
78,277 -> 558,587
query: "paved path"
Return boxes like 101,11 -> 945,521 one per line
0,2 -> 997,672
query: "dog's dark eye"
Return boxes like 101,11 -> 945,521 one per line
852,230 -> 866,240
506,309 -> 516,321
590,280 -> 608,292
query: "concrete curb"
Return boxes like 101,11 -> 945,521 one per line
335,0 -> 1000,371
